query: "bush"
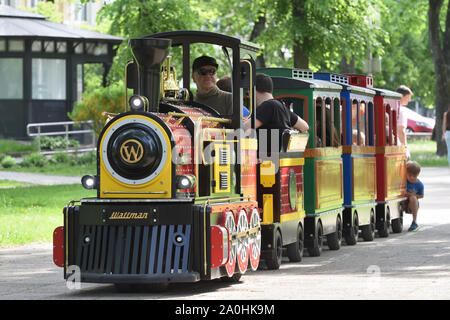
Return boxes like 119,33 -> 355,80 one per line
75,151 -> 96,165
38,136 -> 79,151
1,156 -> 16,168
21,153 -> 48,168
52,152 -> 70,163
68,81 -> 129,138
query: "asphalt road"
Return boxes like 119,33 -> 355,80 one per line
1,167 -> 450,301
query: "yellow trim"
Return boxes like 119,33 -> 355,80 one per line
99,115 -> 172,199
280,209 -> 305,223
260,161 -> 276,188
280,158 -> 304,167
262,194 -> 274,224
287,133 -> 309,152
213,144 -> 231,193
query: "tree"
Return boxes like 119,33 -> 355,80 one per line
95,0 -> 204,82
428,0 -> 450,155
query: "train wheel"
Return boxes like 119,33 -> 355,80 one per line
287,224 -> 304,262
265,230 -> 283,270
235,209 -> 249,274
219,210 -> 237,278
378,207 -> 390,238
361,209 -> 375,241
247,208 -> 261,271
308,220 -> 323,257
345,212 -> 359,246
392,203 -> 403,233
327,215 -> 342,250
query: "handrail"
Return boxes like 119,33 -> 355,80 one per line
26,120 -> 95,153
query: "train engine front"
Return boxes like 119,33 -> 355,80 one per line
52,33 -> 262,288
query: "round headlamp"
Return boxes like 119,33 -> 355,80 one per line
81,175 -> 98,190
176,174 -> 196,189
129,95 -> 148,111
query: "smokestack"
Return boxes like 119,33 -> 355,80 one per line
129,38 -> 171,112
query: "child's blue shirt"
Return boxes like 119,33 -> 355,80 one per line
407,179 -> 424,196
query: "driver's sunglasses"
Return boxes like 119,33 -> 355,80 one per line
198,68 -> 217,76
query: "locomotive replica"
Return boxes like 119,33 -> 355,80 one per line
53,31 -> 406,289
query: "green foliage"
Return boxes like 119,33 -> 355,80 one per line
96,0 -> 204,83
374,0 -> 435,106
1,156 -> 16,168
0,139 -> 35,154
21,153 -> 48,168
19,1 -> 63,23
52,152 -> 70,164
38,136 -> 80,151
68,82 -> 128,137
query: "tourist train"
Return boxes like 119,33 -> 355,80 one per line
52,31 -> 406,290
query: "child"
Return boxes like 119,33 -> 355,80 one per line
405,161 -> 424,231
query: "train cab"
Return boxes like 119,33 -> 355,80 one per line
258,68 -> 344,256
54,31 -> 265,289
315,72 -> 377,244
347,74 -> 407,236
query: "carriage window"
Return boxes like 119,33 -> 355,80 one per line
351,100 -> 359,145
367,102 -> 374,146
315,98 -> 324,147
324,98 -> 332,147
279,97 -> 305,120
360,101 -> 366,146
391,108 -> 398,146
385,104 -> 393,145
333,97 -> 341,147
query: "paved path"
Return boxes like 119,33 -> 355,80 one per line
0,171 -> 81,185
0,167 -> 449,301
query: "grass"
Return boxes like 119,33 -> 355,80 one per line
0,180 -> 35,189
0,139 -> 35,154
1,161 -> 97,176
0,184 -> 95,247
408,139 -> 448,167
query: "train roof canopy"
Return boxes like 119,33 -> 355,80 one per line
272,76 -> 343,91
143,30 -> 259,54
374,88 -> 402,99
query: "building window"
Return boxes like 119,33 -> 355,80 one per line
0,39 -> 5,51
9,39 -> 24,52
56,41 -> 67,53
31,40 -> 42,52
0,58 -> 23,99
32,58 -> 66,100
86,42 -> 108,56
43,41 -> 55,53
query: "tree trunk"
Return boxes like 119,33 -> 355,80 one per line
249,12 -> 267,68
428,0 -> 450,156
292,0 -> 309,69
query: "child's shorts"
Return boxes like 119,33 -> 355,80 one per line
401,199 -> 419,214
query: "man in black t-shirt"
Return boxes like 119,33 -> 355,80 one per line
245,73 -> 309,132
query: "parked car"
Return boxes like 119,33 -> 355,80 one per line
402,107 -> 435,133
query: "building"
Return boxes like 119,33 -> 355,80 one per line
0,3 -> 122,139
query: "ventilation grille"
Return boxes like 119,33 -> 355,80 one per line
330,74 -> 349,85
219,148 -> 228,166
75,224 -> 191,275
292,69 -> 314,79
219,171 -> 229,190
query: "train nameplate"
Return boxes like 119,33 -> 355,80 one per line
102,208 -> 158,225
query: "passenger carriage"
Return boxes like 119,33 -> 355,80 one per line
314,72 -> 377,244
347,74 -> 406,236
258,68 -> 344,256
